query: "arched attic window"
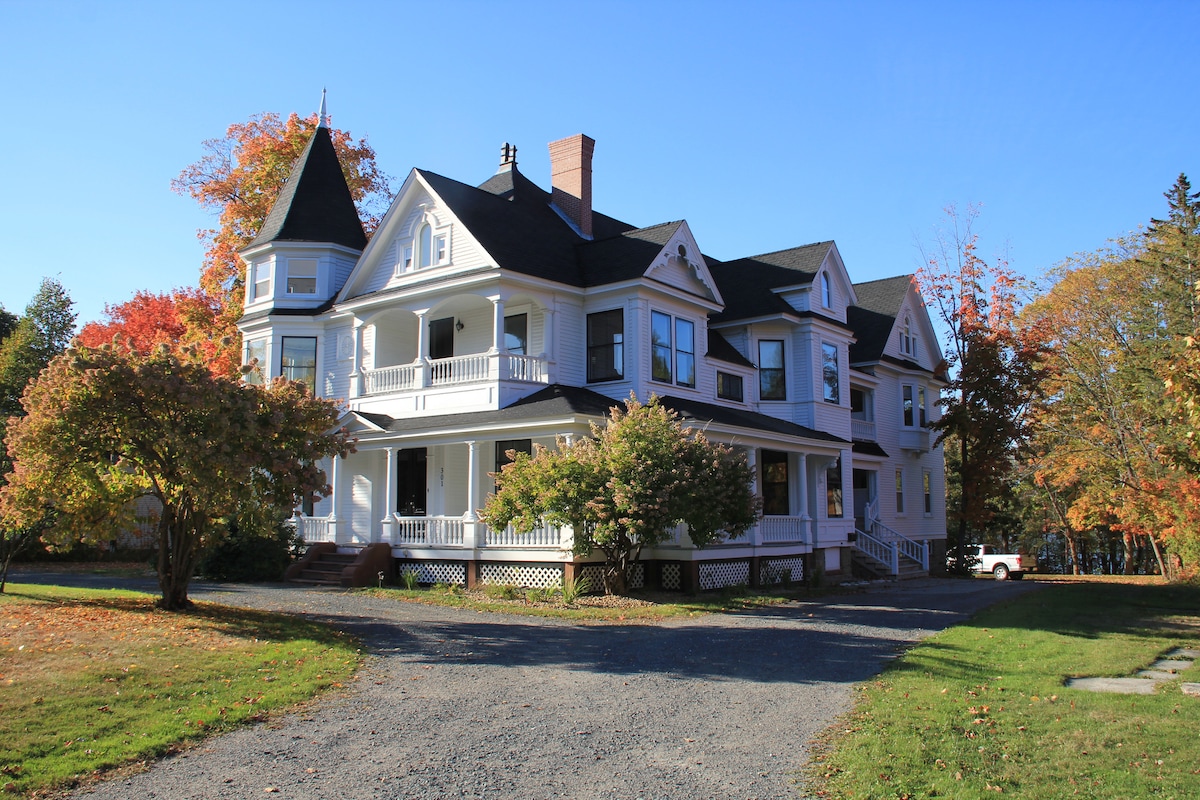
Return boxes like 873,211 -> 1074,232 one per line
821,272 -> 832,308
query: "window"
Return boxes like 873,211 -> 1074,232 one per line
651,312 -> 695,388
675,318 -> 695,388
759,340 -> 785,400
495,439 -> 532,475
900,316 -> 912,355
821,272 -> 832,308
415,224 -> 449,269
402,245 -> 414,272
903,384 -> 926,427
762,450 -> 789,516
923,470 -> 932,514
504,314 -> 528,355
587,309 -> 624,382
286,259 -> 317,294
822,343 -> 840,403
281,337 -> 317,394
717,371 -> 744,402
850,387 -> 870,420
244,339 -> 266,385
826,459 -> 843,518
651,311 -> 672,382
251,262 -> 271,301
895,468 -> 905,513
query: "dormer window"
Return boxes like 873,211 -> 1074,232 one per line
286,259 -> 317,294
251,262 -> 271,301
400,221 -> 450,274
900,316 -> 915,356
821,272 -> 832,308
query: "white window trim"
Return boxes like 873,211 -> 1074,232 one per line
396,216 -> 453,275
821,341 -> 840,404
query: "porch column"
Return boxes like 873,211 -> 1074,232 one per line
328,454 -> 341,544
797,452 -> 810,546
416,312 -> 429,388
747,448 -> 762,546
381,447 -> 395,545
491,298 -> 506,380
349,319 -> 365,398
542,306 -> 556,383
463,440 -> 482,550
491,297 -> 506,353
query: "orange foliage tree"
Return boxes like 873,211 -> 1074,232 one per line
169,111 -> 391,376
918,206 -> 1046,568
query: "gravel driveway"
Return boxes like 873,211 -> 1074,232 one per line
47,576 -> 1036,800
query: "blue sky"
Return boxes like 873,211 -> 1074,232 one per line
1,0 -> 1196,327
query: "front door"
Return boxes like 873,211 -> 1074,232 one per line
853,468 -> 875,530
429,317 -> 454,360
396,448 -> 427,516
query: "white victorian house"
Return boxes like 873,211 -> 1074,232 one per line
240,102 -> 947,591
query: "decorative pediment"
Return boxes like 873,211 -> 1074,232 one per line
644,221 -> 723,305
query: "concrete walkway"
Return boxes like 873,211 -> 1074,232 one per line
1067,647 -> 1200,695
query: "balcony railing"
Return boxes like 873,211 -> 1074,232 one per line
851,419 -> 876,441
362,352 -> 549,395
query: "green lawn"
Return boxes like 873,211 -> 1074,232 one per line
0,583 -> 361,796
805,579 -> 1200,799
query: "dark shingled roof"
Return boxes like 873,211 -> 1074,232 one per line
399,166 -> 640,287
660,395 -> 848,444
847,275 -> 913,364
852,440 -> 889,458
706,329 -> 755,368
577,221 -> 682,286
247,126 -> 367,251
708,242 -> 834,323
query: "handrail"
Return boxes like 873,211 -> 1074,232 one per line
870,518 -> 928,571
854,527 -> 898,575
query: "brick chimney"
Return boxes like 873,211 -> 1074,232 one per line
548,134 -> 595,239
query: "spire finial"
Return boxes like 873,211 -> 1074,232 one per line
318,88 -> 329,128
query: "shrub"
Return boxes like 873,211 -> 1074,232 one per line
197,513 -> 301,582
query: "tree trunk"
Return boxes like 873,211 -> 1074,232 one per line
1064,531 -> 1081,575
155,500 -> 197,611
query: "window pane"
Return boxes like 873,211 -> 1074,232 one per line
504,314 -> 528,355
918,386 -> 927,427
287,259 -> 317,294
418,225 -> 432,268
903,385 -> 914,426
762,450 -> 789,516
495,439 -> 533,475
434,235 -> 447,264
675,318 -> 694,387
717,371 -> 743,401
587,309 -> 624,382
759,340 -> 785,400
895,468 -> 904,513
281,337 -> 317,394
252,262 -> 271,300
827,461 -> 843,518
651,311 -> 672,382
822,343 -> 839,403
244,339 -> 266,385
923,471 -> 932,514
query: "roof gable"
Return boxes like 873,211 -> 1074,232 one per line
709,241 -> 835,322
847,275 -> 941,368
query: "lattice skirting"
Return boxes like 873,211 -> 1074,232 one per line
479,563 -> 564,589
400,561 -> 467,586
699,560 -> 751,590
661,562 -> 682,590
578,563 -> 645,592
760,556 -> 805,585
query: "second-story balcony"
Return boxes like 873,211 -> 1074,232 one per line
851,418 -> 876,441
362,351 -> 549,395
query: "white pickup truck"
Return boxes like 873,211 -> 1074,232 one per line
967,545 -> 1034,580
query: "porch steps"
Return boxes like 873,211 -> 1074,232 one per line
291,551 -> 358,586
851,549 -> 928,581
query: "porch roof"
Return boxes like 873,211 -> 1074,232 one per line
660,395 -> 849,445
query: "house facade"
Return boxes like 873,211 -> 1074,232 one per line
239,104 -> 947,591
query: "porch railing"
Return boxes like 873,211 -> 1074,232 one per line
430,353 -> 491,386
483,523 -> 564,548
362,363 -> 419,395
363,352 -> 550,395
759,516 -> 810,544
391,515 -> 465,546
851,419 -> 876,441
293,515 -> 334,543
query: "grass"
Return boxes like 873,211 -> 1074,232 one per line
805,578 -> 1200,799
361,582 -> 801,621
0,583 -> 361,797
